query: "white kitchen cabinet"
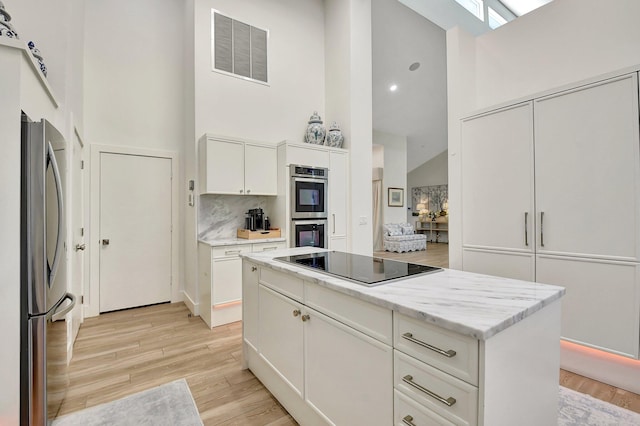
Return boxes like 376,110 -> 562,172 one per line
329,151 -> 348,250
461,102 -> 535,254
304,307 -> 393,425
460,72 -> 640,359
258,284 -> 305,396
199,135 -> 277,195
534,74 -> 640,261
243,260 -> 562,426
199,240 -> 286,328
242,261 -> 259,351
537,256 -> 640,358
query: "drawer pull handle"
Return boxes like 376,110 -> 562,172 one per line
262,246 -> 278,251
293,309 -> 301,317
225,250 -> 241,255
402,332 -> 456,358
402,375 -> 457,407
301,314 -> 310,322
402,415 -> 416,426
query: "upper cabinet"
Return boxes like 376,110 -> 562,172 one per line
199,135 -> 277,195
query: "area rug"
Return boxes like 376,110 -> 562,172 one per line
52,378 -> 202,426
559,386 -> 640,425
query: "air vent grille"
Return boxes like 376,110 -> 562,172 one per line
212,10 -> 268,84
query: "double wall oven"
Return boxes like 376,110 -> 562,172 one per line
290,165 -> 328,248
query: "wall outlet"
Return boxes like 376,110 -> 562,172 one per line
359,216 -> 367,225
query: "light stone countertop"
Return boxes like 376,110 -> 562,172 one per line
242,247 -> 565,341
198,237 -> 286,247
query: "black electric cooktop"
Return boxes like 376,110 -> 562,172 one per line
274,251 -> 442,286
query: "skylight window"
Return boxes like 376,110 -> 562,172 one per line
488,7 -> 507,29
455,0 -> 484,21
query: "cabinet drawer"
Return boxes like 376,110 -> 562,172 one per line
259,266 -> 304,302
394,390 -> 455,426
395,351 -> 478,426
305,283 -> 392,345
252,241 -> 287,253
211,245 -> 251,259
394,313 -> 478,385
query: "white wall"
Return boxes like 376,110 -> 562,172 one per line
372,144 -> 384,168
407,149 -> 448,223
325,0 -> 373,255
373,130 -> 407,225
447,0 -> 640,269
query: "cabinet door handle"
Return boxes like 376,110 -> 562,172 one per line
246,189 -> 251,194
402,375 -> 457,407
251,266 -> 257,272
402,415 -> 417,426
402,332 -> 456,358
225,250 -> 241,255
301,314 -> 310,322
292,309 -> 301,317
524,212 -> 529,246
540,211 -> 545,247
239,189 -> 243,194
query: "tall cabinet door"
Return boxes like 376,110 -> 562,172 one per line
534,73 -> 640,261
329,151 -> 348,249
461,102 -> 535,279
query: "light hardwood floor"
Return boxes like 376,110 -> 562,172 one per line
60,300 -> 640,425
374,242 -> 449,268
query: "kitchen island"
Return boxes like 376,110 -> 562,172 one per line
242,247 -> 565,426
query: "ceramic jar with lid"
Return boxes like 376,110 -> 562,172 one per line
325,121 -> 344,148
304,111 -> 326,145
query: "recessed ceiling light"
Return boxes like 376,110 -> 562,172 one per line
389,84 -> 398,92
409,62 -> 420,71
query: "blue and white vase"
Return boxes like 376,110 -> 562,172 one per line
325,121 -> 344,148
304,111 -> 326,145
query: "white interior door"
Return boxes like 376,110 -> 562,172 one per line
99,152 -> 172,312
70,132 -> 85,345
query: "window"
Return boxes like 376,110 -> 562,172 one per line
455,0 -> 484,21
488,7 -> 508,29
211,10 -> 269,84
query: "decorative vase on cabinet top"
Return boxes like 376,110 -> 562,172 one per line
304,111 -> 326,145
325,122 -> 344,148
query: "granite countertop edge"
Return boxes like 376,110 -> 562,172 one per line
241,248 -> 565,341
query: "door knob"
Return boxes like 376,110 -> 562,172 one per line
102,239 -> 110,246
75,243 -> 86,251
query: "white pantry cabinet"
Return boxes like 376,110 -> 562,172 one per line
199,135 -> 277,195
461,72 -> 640,358
329,150 -> 348,250
198,240 -> 285,328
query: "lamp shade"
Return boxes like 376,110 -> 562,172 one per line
416,203 -> 426,211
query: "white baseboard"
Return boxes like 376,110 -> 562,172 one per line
561,340 -> 640,394
182,291 -> 199,316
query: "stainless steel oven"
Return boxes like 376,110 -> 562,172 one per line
290,165 -> 328,219
291,219 -> 328,249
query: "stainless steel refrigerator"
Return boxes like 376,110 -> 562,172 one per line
20,113 -> 76,425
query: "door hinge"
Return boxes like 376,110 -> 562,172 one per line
81,160 -> 85,169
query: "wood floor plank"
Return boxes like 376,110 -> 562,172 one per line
61,301 -> 640,426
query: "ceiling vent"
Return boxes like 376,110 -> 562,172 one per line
212,10 -> 268,84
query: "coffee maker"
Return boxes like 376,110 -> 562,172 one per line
245,208 -> 267,231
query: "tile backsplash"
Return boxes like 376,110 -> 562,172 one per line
198,194 -> 272,240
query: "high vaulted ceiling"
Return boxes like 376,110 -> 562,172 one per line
372,0 -> 553,171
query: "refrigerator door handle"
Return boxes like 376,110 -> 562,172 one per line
47,140 -> 64,287
49,293 -> 76,322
